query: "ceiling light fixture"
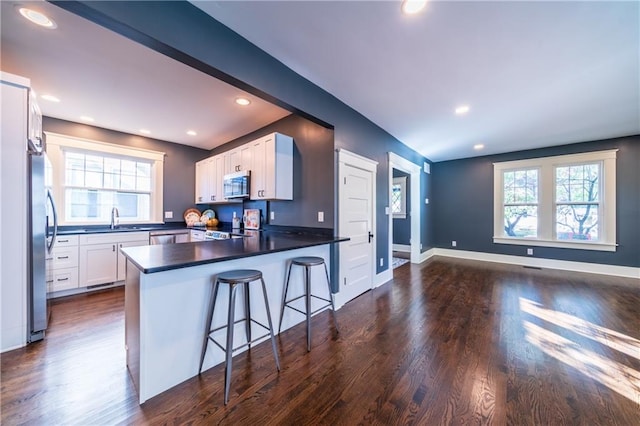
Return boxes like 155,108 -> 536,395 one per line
41,94 -> 60,103
139,129 -> 151,135
474,144 -> 485,150
80,116 -> 94,122
455,105 -> 470,115
235,97 -> 251,106
187,130 -> 197,136
401,0 -> 427,15
18,7 -> 57,29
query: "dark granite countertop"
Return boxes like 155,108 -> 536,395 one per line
56,223 -> 197,236
121,231 -> 348,274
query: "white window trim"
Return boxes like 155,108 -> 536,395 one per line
45,132 -> 165,225
392,176 -> 407,219
493,149 -> 617,252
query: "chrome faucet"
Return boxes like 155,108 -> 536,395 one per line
110,207 -> 119,229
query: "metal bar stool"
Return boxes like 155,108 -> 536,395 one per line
278,256 -> 339,351
199,269 -> 280,405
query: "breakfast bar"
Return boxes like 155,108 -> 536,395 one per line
121,230 -> 347,403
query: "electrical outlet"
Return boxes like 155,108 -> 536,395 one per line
425,198 -> 429,204
420,243 -> 423,250
452,241 -> 457,247
318,211 -> 324,222
527,248 -> 534,255
164,211 -> 173,219
424,162 -> 431,174
270,211 -> 275,221
380,258 -> 384,267
385,206 -> 389,215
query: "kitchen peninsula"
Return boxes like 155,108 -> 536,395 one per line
121,229 -> 347,403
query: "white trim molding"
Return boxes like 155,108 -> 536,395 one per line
393,244 -> 411,253
434,248 -> 639,280
375,269 -> 393,288
388,152 -> 422,266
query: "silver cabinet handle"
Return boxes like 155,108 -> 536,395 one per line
112,245 -> 116,252
57,256 -> 69,260
57,277 -> 69,281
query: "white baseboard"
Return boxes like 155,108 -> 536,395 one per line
434,248 -> 640,280
375,269 -> 393,288
393,244 -> 411,253
418,248 -> 436,263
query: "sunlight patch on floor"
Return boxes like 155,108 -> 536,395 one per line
522,320 -> 640,405
520,297 -> 640,360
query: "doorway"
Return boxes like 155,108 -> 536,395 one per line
388,152 -> 421,268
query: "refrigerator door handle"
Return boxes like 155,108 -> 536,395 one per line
46,189 -> 58,254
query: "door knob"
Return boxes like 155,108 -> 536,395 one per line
368,232 -> 374,243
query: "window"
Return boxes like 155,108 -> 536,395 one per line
46,132 -> 165,225
493,150 -> 617,251
392,176 -> 407,218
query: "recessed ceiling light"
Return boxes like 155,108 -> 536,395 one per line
18,7 -> 57,29
187,130 -> 197,136
139,129 -> 151,135
474,144 -> 485,150
401,0 -> 427,15
455,105 -> 470,115
235,97 -> 251,106
41,94 -> 60,103
80,116 -> 94,122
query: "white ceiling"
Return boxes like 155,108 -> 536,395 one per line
193,1 -> 640,162
1,1 -> 290,151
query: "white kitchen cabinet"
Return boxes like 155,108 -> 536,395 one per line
226,144 -> 252,174
195,155 -> 225,204
117,240 -> 149,281
47,235 -> 80,293
190,229 -> 205,241
79,232 -> 149,287
79,242 -> 118,286
250,132 -> 293,200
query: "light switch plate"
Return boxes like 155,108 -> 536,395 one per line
270,211 -> 275,221
318,211 -> 324,222
164,211 -> 173,219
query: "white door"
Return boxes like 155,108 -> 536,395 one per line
338,150 -> 377,305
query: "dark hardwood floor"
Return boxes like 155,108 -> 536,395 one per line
2,257 -> 639,425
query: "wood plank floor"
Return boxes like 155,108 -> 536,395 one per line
2,257 -> 639,425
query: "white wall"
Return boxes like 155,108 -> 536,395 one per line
1,74 -> 30,352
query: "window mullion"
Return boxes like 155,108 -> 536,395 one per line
539,164 -> 553,241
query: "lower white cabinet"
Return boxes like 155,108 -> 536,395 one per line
79,232 -> 149,287
190,230 -> 205,241
117,240 -> 148,281
48,235 -> 79,293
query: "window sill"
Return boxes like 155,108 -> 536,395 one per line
493,237 -> 617,252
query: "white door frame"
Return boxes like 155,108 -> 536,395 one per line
336,149 -> 377,307
388,152 -> 421,264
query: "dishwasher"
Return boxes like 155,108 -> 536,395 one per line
149,229 -> 191,245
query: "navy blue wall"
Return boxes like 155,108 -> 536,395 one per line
432,136 -> 640,267
60,0 -> 433,274
392,169 -> 411,246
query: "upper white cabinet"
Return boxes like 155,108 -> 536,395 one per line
225,144 -> 252,174
195,156 -> 223,204
194,132 -> 294,204
195,158 -> 208,204
250,133 -> 293,200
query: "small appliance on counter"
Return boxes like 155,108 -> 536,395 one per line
243,209 -> 261,230
232,211 -> 241,230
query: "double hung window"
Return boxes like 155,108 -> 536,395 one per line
46,133 -> 165,225
493,150 -> 616,251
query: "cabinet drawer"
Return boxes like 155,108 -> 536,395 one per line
51,246 -> 79,269
54,235 -> 79,247
48,267 -> 79,292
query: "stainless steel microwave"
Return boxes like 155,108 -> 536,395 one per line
223,170 -> 250,199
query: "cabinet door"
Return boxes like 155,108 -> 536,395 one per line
213,155 -> 226,202
195,159 -> 208,204
205,157 -> 217,202
79,243 -> 118,286
263,136 -> 276,198
250,137 -> 267,199
117,240 -> 149,281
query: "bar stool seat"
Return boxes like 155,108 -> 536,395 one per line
199,269 -> 280,404
278,256 -> 339,351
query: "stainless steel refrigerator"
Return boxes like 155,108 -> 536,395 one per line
28,139 -> 58,342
